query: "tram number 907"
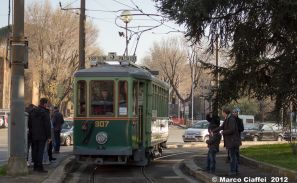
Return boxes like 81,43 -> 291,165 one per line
95,121 -> 109,128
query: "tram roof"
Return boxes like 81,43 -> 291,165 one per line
74,64 -> 169,88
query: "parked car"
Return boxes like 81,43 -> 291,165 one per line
60,118 -> 73,146
241,123 -> 284,141
182,120 -> 209,142
182,120 -> 223,142
0,109 -> 9,128
283,128 -> 297,141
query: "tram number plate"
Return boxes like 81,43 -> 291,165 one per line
95,121 -> 109,128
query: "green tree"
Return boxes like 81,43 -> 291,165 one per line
154,0 -> 297,119
226,97 -> 259,116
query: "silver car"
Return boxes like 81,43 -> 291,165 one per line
182,120 -> 210,142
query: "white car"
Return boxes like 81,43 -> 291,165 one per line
0,115 -> 8,128
182,120 -> 210,142
182,120 -> 224,142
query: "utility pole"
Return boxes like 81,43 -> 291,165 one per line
191,70 -> 194,124
79,0 -> 85,70
7,0 -> 28,175
213,34 -> 219,116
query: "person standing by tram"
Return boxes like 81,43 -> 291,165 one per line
52,106 -> 64,153
29,98 -> 51,173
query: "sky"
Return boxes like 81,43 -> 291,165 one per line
0,0 -> 185,62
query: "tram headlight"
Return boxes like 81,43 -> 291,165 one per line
96,132 -> 108,144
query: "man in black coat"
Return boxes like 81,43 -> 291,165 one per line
232,108 -> 244,163
52,106 -> 64,153
214,108 -> 241,175
29,98 -> 51,172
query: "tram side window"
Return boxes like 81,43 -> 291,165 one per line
119,81 -> 128,116
133,81 -> 138,116
90,81 -> 114,116
77,80 -> 87,116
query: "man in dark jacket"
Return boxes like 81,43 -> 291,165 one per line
29,98 -> 51,172
205,123 -> 221,173
26,104 -> 36,166
52,106 -> 64,153
232,108 -> 244,163
215,108 -> 241,175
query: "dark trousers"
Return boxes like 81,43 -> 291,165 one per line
228,147 -> 239,173
54,130 -> 61,152
32,140 -> 46,170
48,141 -> 53,160
236,147 -> 240,163
206,149 -> 217,172
27,136 -> 33,162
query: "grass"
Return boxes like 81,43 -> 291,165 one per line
241,143 -> 297,171
0,164 -> 7,176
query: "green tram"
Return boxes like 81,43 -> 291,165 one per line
73,56 -> 169,166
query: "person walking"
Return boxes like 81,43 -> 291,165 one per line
29,98 -> 51,173
52,106 -> 64,153
205,123 -> 221,173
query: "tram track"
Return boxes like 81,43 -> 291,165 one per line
89,165 -> 98,183
141,166 -> 155,183
87,149 -> 199,183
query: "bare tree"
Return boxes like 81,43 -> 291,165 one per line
144,37 -> 209,105
25,1 -> 101,108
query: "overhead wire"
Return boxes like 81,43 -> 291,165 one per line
63,0 -> 80,8
110,0 -> 137,10
59,0 -> 184,56
130,0 -> 184,34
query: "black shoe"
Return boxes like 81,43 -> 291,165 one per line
34,168 -> 48,173
53,151 -> 60,154
49,158 -> 56,161
37,169 -> 48,173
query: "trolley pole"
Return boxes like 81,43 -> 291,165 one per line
7,0 -> 29,175
79,0 -> 85,70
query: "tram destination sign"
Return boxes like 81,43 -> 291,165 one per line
89,52 -> 137,63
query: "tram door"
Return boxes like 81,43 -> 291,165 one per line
133,81 -> 146,146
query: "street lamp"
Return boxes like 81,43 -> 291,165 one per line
120,10 -> 133,56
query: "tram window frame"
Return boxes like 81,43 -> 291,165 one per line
132,81 -> 138,116
118,80 -> 128,116
76,80 -> 87,117
89,80 -> 115,116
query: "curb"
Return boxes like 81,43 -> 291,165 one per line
42,155 -> 74,183
240,155 -> 297,182
183,155 -> 297,183
182,158 -> 212,183
167,144 -> 207,149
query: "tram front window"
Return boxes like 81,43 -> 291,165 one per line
90,81 -> 114,116
77,80 -> 87,116
119,81 -> 128,116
